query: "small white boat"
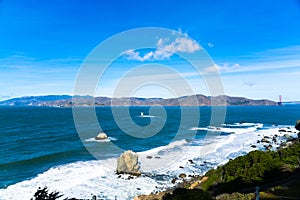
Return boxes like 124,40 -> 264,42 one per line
140,112 -> 144,117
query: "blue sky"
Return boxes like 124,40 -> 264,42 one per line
0,0 -> 299,101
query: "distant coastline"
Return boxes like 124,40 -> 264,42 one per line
0,94 -> 280,107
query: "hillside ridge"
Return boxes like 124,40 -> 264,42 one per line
0,94 -> 278,107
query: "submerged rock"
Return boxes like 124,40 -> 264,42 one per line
171,177 -> 178,184
146,156 -> 153,159
95,133 -> 108,140
116,150 -> 141,176
188,159 -> 194,164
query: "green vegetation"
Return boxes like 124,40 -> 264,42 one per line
162,188 -> 212,200
230,100 -> 250,105
201,139 -> 300,195
215,192 -> 254,200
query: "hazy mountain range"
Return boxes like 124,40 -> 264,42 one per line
0,94 -> 278,107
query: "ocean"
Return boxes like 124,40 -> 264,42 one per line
0,105 -> 299,199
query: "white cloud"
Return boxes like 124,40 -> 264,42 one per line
203,65 -> 219,73
121,31 -> 201,61
204,63 -> 240,73
121,49 -> 147,61
158,36 -> 201,53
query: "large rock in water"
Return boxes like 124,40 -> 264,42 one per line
116,150 -> 141,176
95,133 -> 108,140
295,120 -> 300,131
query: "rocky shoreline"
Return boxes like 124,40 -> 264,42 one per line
29,122 -> 300,200
134,122 -> 300,200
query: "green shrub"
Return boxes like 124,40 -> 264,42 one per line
202,140 -> 300,194
163,188 -> 213,200
216,192 -> 254,200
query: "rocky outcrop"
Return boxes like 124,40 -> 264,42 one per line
261,138 -> 270,143
283,134 -> 293,140
116,150 -> 141,176
295,120 -> 300,131
179,173 -> 187,179
95,133 -> 108,140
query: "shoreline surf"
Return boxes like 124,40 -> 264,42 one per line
0,122 -> 297,199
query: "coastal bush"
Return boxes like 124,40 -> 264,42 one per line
215,192 -> 254,200
30,186 -> 63,200
163,188 -> 212,200
201,140 -> 300,194
31,187 -> 80,200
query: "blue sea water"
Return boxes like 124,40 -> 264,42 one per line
0,105 -> 299,199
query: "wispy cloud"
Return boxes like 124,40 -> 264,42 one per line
0,54 -> 82,73
207,42 -> 214,48
204,45 -> 300,77
204,63 -> 240,73
121,31 -> 201,61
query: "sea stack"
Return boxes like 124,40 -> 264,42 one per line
95,133 -> 108,140
116,150 -> 141,176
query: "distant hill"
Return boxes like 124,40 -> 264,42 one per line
0,95 -> 72,106
0,94 -> 278,107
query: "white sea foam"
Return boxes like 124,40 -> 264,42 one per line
189,127 -> 207,131
139,139 -> 187,156
190,122 -> 264,134
0,159 -> 160,200
221,122 -> 263,128
0,123 -> 297,200
138,115 -> 156,118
